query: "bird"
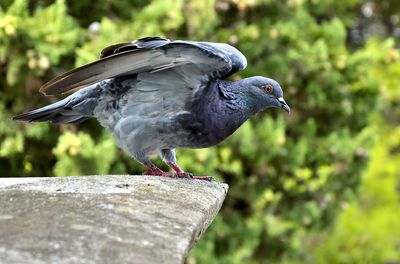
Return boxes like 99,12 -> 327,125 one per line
13,37 -> 290,181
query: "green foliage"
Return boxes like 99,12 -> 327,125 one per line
301,125 -> 400,264
1,0 -> 399,263
52,131 -> 118,176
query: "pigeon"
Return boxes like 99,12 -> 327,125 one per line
13,37 -> 290,181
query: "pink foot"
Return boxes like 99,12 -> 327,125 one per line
143,162 -> 175,177
142,171 -> 176,177
167,162 -> 214,181
190,176 -> 214,181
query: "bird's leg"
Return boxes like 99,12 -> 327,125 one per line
161,149 -> 192,178
133,148 -> 174,177
161,149 -> 214,181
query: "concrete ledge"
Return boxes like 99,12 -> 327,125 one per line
0,176 -> 228,264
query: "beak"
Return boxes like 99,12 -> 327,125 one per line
278,97 -> 291,113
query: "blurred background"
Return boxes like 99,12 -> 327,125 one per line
1,0 -> 399,263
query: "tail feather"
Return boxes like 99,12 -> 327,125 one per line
13,86 -> 100,124
13,99 -> 68,123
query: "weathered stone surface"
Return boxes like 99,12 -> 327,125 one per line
0,176 -> 228,264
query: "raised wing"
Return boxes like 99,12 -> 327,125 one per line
100,37 -> 169,58
39,37 -> 247,95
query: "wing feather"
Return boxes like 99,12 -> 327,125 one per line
40,37 -> 247,96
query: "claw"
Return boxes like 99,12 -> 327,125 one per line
144,171 -> 176,177
175,173 -> 213,181
191,176 -> 214,181
143,162 -> 213,181
175,172 -> 193,178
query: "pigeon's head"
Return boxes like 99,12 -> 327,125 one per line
243,76 -> 290,113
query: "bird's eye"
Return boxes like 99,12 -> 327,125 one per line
263,85 -> 273,93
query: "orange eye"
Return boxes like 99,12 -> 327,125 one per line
263,85 -> 273,93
